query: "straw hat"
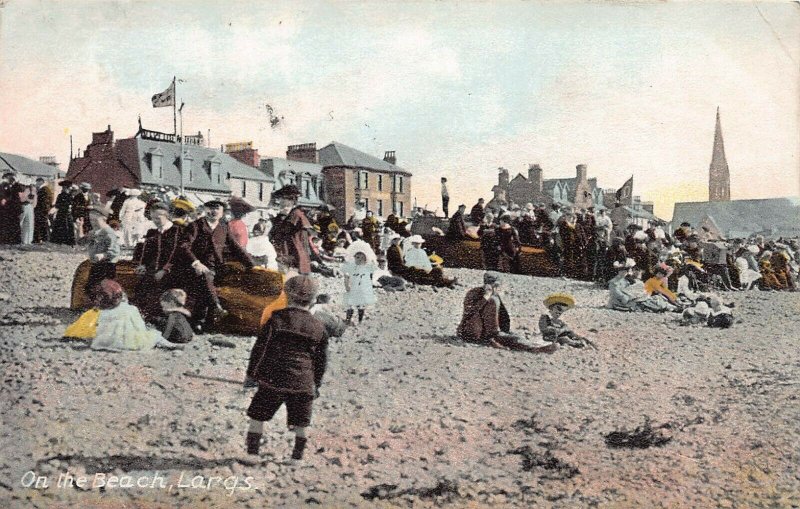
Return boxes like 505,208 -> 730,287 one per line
543,293 -> 575,309
171,198 -> 196,213
229,196 -> 255,214
409,234 -> 425,244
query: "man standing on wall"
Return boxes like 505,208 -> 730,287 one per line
441,177 -> 450,218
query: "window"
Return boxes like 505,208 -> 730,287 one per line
259,183 -> 264,202
358,171 -> 368,190
377,199 -> 383,217
393,175 -> 403,193
184,154 -> 193,182
303,179 -> 310,199
242,180 -> 247,196
363,198 -> 369,212
398,201 -> 404,217
377,174 -> 383,191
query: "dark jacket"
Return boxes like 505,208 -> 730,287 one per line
135,224 -> 182,274
456,286 -> 511,343
470,202 -> 485,225
178,218 -> 254,271
447,211 -> 468,239
247,308 -> 328,395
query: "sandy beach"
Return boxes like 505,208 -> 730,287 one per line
1,246 -> 798,508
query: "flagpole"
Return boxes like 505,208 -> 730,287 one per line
179,101 -> 185,196
173,76 -> 177,137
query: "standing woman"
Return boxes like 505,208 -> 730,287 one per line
33,178 -> 53,243
496,214 -> 521,273
50,181 -> 76,246
228,196 -> 255,248
270,185 -> 313,275
18,179 -> 37,245
119,189 -> 147,248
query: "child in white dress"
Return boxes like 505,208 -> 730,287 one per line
342,248 -> 377,324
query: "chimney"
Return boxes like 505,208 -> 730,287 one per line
528,164 -> 543,192
383,150 -> 396,165
286,142 -> 318,163
498,167 -> 509,188
576,164 -> 588,183
228,147 -> 261,168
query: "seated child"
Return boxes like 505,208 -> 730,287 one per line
158,289 -> 194,344
372,256 -> 406,292
538,293 -> 588,348
90,279 -> 181,351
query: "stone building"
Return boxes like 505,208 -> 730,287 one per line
310,142 -> 412,224
66,125 -> 274,214
487,163 -> 606,211
708,107 -> 731,202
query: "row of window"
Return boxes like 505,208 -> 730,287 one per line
357,171 -> 404,193
359,198 -> 404,217
148,152 -> 223,184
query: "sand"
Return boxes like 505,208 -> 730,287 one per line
0,246 -> 798,508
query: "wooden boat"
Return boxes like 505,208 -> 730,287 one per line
421,235 -> 560,277
70,260 -> 284,336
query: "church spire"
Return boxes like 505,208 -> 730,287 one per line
708,106 -> 731,201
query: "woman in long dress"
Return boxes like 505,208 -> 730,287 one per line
51,182 -> 76,245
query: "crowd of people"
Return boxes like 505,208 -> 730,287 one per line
4,171 -> 797,460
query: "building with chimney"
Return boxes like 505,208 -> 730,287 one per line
260,143 -> 327,209
488,164 -> 606,211
318,142 -> 412,224
0,152 -> 63,181
708,107 -> 731,202
66,125 -> 274,215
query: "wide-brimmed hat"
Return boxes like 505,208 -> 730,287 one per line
544,293 -> 575,309
79,182 -> 92,191
171,198 -> 196,213
2,171 -> 17,179
59,180 -> 73,187
283,275 -> 319,304
272,184 -> 301,199
228,196 -> 255,214
345,239 -> 377,263
409,234 -> 425,244
127,189 -> 142,197
204,199 -> 226,209
613,258 -> 636,269
148,201 -> 170,214
89,279 -> 124,310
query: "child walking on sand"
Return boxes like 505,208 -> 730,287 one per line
245,275 -> 329,461
342,243 -> 378,324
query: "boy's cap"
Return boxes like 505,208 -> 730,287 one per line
284,275 -> 319,302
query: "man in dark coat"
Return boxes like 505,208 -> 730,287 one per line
33,178 -> 53,243
132,202 -> 183,320
245,275 -> 328,461
269,185 -> 313,274
457,272 -> 556,353
0,172 -> 24,244
72,182 -> 93,239
446,204 -> 469,240
51,181 -> 76,245
176,200 -> 255,329
470,198 -> 485,225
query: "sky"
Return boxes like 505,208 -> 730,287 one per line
1,0 -> 798,219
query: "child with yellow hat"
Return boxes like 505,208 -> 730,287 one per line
538,293 -> 593,349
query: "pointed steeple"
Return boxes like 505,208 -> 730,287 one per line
708,107 -> 731,201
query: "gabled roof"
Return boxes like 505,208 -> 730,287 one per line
261,157 -> 323,178
0,152 -> 61,179
318,142 -> 412,176
672,197 -> 800,238
542,177 -> 599,194
119,138 -> 272,192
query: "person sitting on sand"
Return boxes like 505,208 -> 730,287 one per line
372,256 -> 406,292
456,272 -> 557,353
538,293 -> 590,348
643,263 -> 680,306
156,289 -> 194,344
245,275 -> 329,461
89,279 -> 181,351
608,259 -> 675,313
388,235 -> 456,288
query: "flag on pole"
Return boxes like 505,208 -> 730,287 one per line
615,176 -> 633,204
151,79 -> 175,108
